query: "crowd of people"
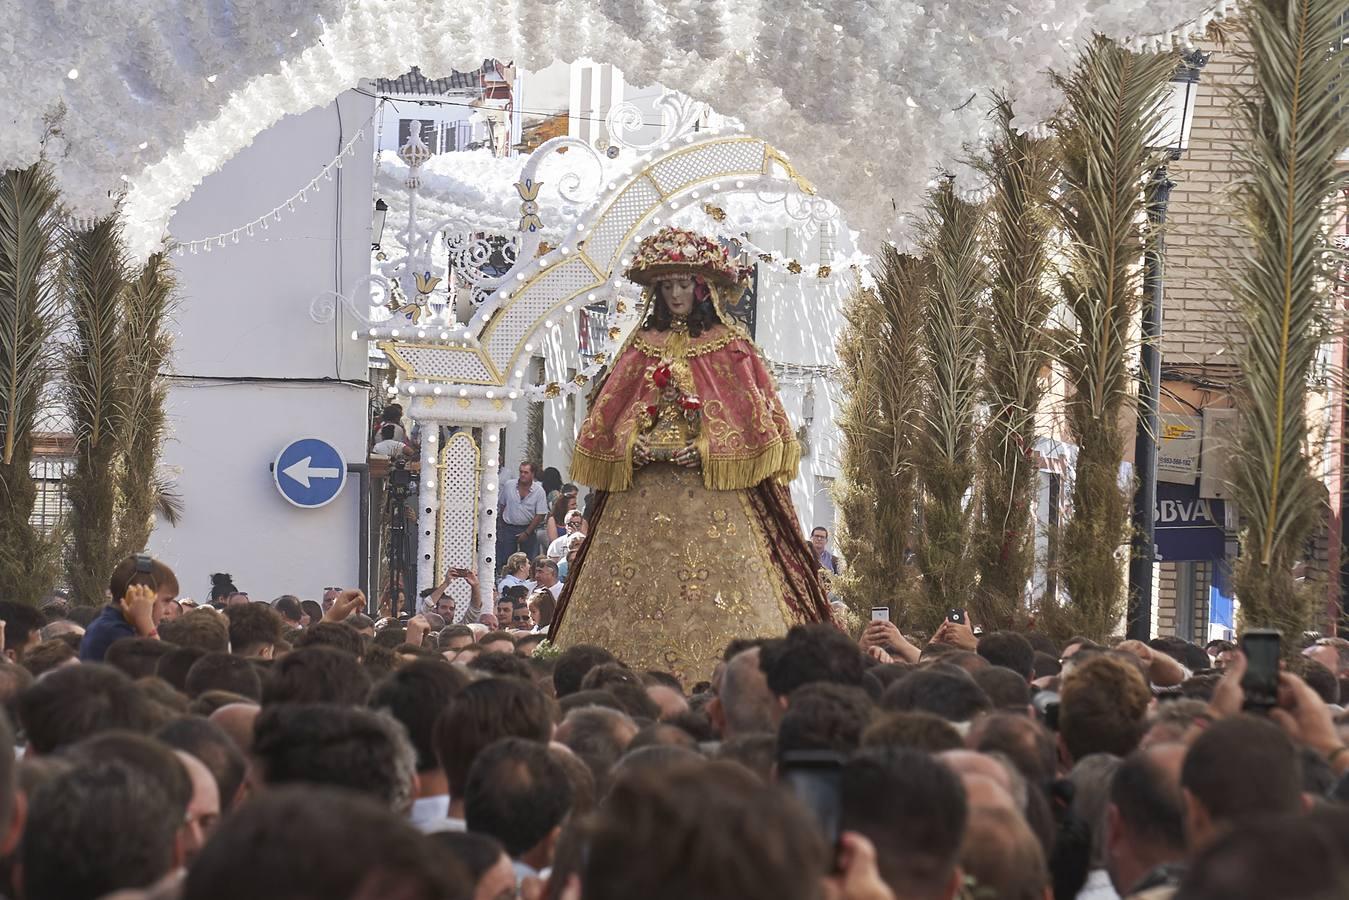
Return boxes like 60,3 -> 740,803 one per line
0,550 -> 1346,900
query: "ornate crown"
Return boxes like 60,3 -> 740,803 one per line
624,227 -> 742,287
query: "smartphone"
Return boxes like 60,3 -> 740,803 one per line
778,750 -> 845,849
870,607 -> 890,623
947,608 -> 966,625
1241,629 -> 1281,711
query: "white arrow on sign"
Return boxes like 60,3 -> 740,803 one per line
282,456 -> 341,489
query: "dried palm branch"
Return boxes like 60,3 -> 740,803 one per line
115,252 -> 176,556
0,164 -> 64,603
834,247 -> 927,623
63,216 -> 130,603
914,181 -> 986,623
1229,0 -> 1348,635
1047,38 -> 1174,642
971,98 -> 1058,630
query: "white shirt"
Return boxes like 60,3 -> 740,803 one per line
499,575 -> 536,594
372,439 -> 409,457
547,534 -> 575,559
499,479 -> 548,527
409,794 -> 467,834
1076,869 -> 1121,900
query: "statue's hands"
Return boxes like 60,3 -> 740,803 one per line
674,444 -> 701,469
633,436 -> 653,468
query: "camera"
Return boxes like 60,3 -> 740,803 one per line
388,456 -> 415,499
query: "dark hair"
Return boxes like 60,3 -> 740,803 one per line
465,737 -> 574,857
104,637 -> 176,680
882,668 -> 992,722
584,761 -> 828,900
1111,745 -> 1187,854
155,645 -> 206,691
186,653 -> 263,700
776,683 -> 873,760
977,632 -> 1036,680
1059,655 -> 1150,761
107,556 -> 179,604
380,423 -> 397,440
381,403 -> 404,423
22,757 -> 182,900
1032,651 -> 1061,679
559,689 -> 627,716
1174,815 -> 1348,900
293,621 -> 365,657
962,805 -> 1050,900
157,716 -> 248,812
21,639 -> 77,678
1148,636 -> 1210,673
0,601 -> 47,660
557,706 -> 637,795
63,731 -> 192,813
1182,715 -> 1302,826
263,645 -> 372,706
435,678 -> 554,797
159,608 -> 230,653
539,466 -> 564,497
716,733 -> 777,781
300,599 -> 323,624
810,526 -> 828,537
429,831 -> 506,884
842,746 -> 968,897
760,624 -> 867,697
1293,657 -> 1340,705
968,713 -> 1058,787
17,663 -> 159,754
550,493 -> 572,530
368,660 -> 470,772
468,651 -> 534,681
642,275 -> 721,338
554,644 -> 616,697
252,704 -> 416,810
208,572 -> 237,604
974,666 -> 1032,709
224,603 -> 284,655
272,595 -> 303,624
861,711 -> 963,753
182,786 -> 469,900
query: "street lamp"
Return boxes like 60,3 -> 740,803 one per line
372,198 -> 389,251
1127,50 -> 1209,642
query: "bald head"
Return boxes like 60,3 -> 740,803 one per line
209,703 -> 260,755
718,648 -> 779,738
961,806 -> 1049,900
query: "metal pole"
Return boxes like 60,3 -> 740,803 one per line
1127,164 -> 1175,641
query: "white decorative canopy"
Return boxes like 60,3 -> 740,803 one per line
3,0 -> 1227,259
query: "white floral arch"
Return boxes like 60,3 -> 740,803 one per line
4,0 -> 1228,261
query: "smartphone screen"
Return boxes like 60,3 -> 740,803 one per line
871,607 -> 890,622
1241,629 -> 1281,710
778,751 -> 845,848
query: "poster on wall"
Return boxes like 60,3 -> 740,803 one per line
1157,414 -> 1202,484
1199,408 -> 1239,499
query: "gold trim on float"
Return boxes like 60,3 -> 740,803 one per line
434,430 -> 482,592
377,341 -> 503,386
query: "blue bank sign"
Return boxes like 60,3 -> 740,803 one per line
273,438 -> 348,509
1155,482 -> 1226,562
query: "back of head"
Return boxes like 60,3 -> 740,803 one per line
17,663 -> 158,754
1181,715 -> 1302,828
719,646 -> 778,737
960,806 -> 1049,900
0,601 -> 51,661
103,636 -> 176,680
759,624 -> 866,697
882,668 -> 992,722
434,677 -> 554,798
294,621 -> 365,657
1175,815 -> 1349,900
157,716 -> 248,812
464,737 -> 574,857
183,786 -> 469,900
861,710 -> 964,753
1111,743 -> 1187,855
224,602 -> 284,656
185,652 -> 263,700
553,644 -> 615,697
777,682 -> 874,759
1059,654 -> 1150,762
156,645 -> 207,691
262,645 -> 372,706
159,608 -> 230,653
977,632 -> 1035,680
252,703 -> 416,812
557,706 -> 638,794
585,762 -> 828,900
273,595 -> 303,625
841,746 -> 967,899
369,660 -> 470,772
1068,754 -> 1122,868
22,756 -> 181,900
968,713 -> 1057,786
974,666 -> 1032,709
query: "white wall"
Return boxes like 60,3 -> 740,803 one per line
149,90 -> 375,602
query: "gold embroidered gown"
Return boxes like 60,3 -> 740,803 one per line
548,320 -> 833,684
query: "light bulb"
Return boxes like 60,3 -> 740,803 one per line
66,68 -> 79,79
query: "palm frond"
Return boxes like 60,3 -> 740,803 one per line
971,98 -> 1058,630
0,164 -> 64,603
1047,37 -> 1174,642
1230,0 -> 1349,634
914,181 -> 986,621
115,252 -> 177,556
153,474 -> 185,527
63,216 -> 130,603
834,248 -> 927,624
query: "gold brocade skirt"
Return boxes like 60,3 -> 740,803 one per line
553,463 -> 795,685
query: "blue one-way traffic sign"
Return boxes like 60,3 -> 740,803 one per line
273,437 -> 347,509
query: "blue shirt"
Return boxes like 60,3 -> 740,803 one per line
79,605 -> 137,662
817,549 -> 840,574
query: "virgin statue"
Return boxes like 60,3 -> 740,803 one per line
548,227 -> 833,682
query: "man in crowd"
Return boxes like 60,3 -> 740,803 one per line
809,526 -> 840,575
497,461 -> 548,565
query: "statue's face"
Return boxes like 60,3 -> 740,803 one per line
659,275 -> 697,317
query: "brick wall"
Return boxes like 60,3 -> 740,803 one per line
1161,29 -> 1253,364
